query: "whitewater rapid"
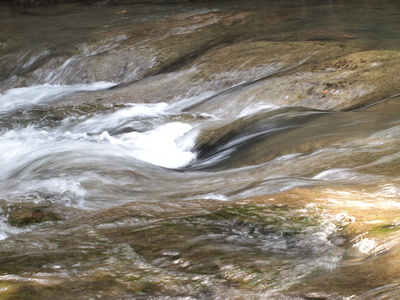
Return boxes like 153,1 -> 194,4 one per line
0,83 -> 204,223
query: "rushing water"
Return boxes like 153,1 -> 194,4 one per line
2,1 -> 400,299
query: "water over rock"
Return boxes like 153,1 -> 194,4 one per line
3,2 -> 400,299
0,9 -> 297,91
231,50 -> 400,111
186,50 -> 400,120
1,185 -> 400,299
57,40 -> 364,107
191,97 -> 400,171
49,36 -> 400,159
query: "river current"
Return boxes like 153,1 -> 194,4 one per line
1,1 -> 400,299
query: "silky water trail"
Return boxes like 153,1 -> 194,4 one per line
1,1 -> 400,299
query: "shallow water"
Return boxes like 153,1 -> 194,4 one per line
2,0 -> 400,299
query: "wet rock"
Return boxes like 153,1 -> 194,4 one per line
98,201 -> 336,293
55,40 -> 363,109
186,50 -> 400,120
1,9 -> 297,91
238,186 -> 400,297
191,98 -> 400,171
52,46 -> 400,123
0,282 -> 18,298
5,205 -> 63,227
245,187 -> 400,299
2,4 -> 392,115
1,187 -> 400,299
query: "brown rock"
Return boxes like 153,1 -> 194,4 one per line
5,205 -> 62,227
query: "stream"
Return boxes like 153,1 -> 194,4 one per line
1,1 -> 400,299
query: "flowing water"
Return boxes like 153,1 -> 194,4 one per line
1,1 -> 400,299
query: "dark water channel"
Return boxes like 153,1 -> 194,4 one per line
1,1 -> 400,299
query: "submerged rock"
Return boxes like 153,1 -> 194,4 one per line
2,186 -> 400,299
249,187 -> 400,298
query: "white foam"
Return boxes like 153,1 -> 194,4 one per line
0,82 -> 115,112
0,97 -> 198,169
238,102 -> 278,118
312,168 -> 372,181
353,238 -> 377,254
166,91 -> 217,112
0,90 -> 204,210
101,122 -> 196,168
73,102 -> 168,133
186,193 -> 228,201
0,209 -> 27,241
